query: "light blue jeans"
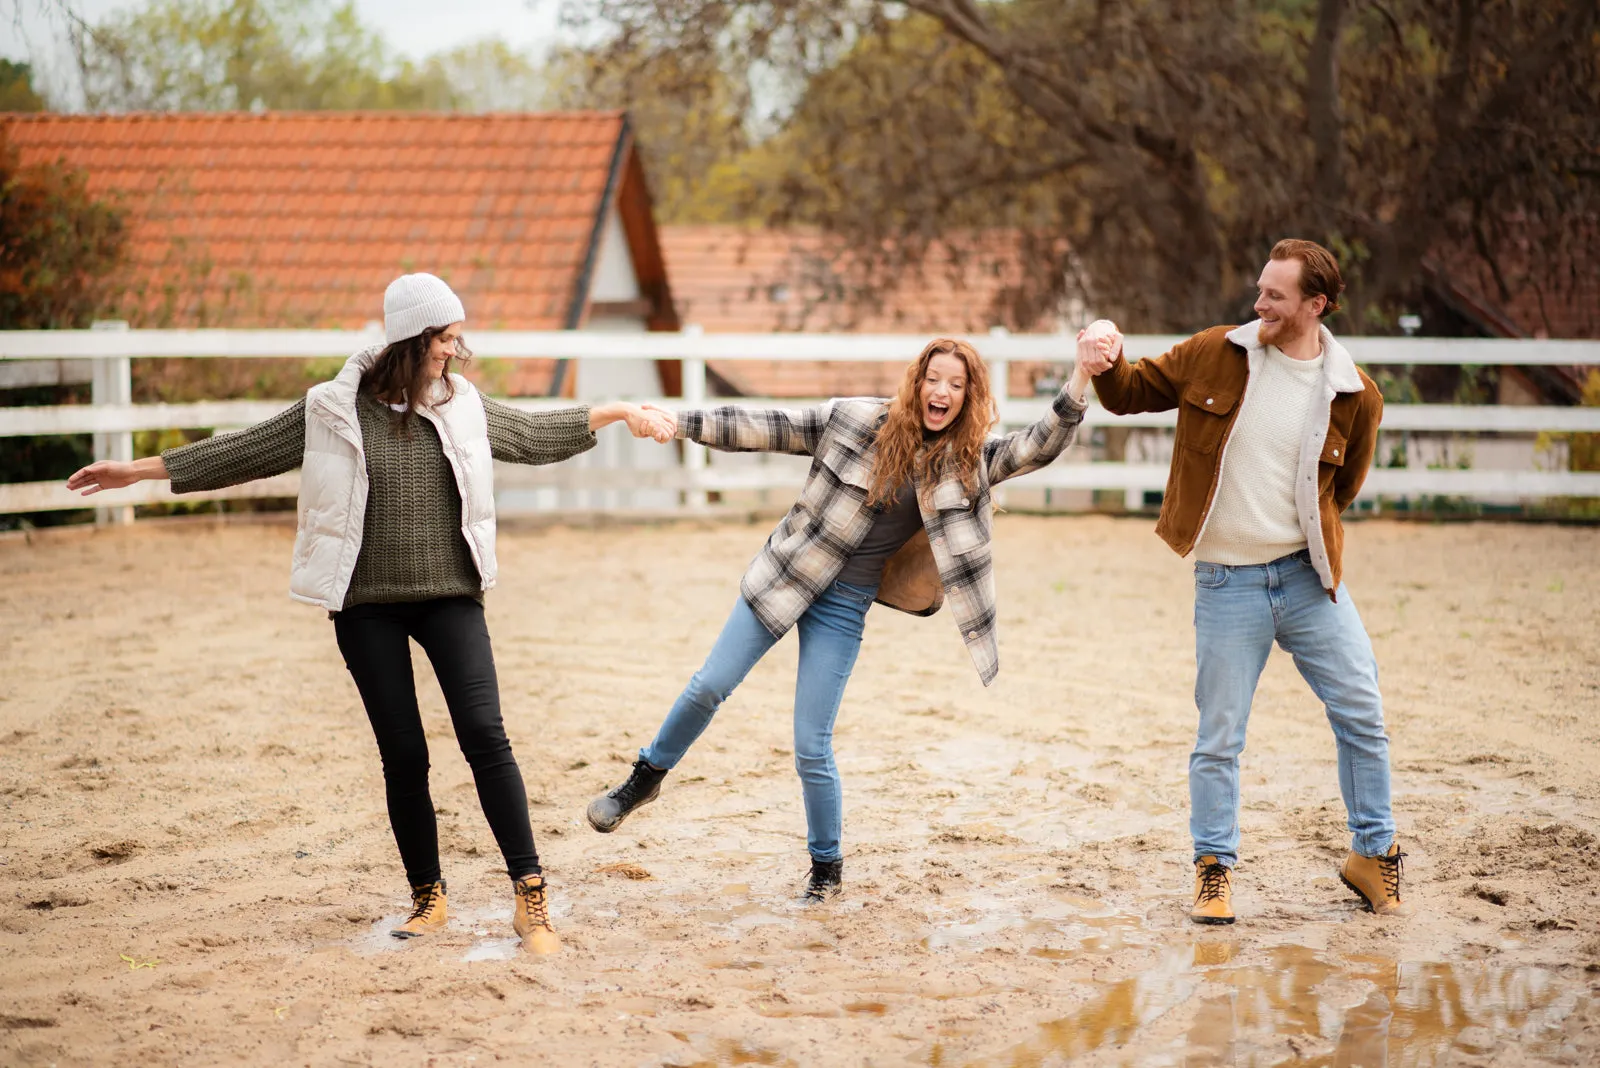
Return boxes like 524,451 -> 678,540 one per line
1191,550 -> 1394,868
640,579 -> 876,863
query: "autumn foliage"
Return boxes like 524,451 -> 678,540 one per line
0,128 -> 128,329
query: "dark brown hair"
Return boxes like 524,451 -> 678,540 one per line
359,325 -> 472,431
1270,238 -> 1344,319
867,338 -> 997,507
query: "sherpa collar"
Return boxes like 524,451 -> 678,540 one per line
1225,320 -> 1363,394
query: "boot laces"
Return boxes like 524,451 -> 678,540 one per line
407,882 -> 442,923
1196,862 -> 1230,905
804,861 -> 842,902
1377,850 -> 1405,900
516,876 -> 553,930
609,760 -> 657,807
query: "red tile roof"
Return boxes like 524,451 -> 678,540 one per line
659,225 -> 1070,398
2,111 -> 630,333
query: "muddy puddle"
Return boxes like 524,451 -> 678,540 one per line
343,901 -> 566,962
951,944 -> 1591,1067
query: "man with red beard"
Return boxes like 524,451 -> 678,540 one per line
1077,239 -> 1402,925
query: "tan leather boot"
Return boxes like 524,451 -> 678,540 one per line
1340,842 -> 1406,914
512,873 -> 562,955
390,879 -> 447,939
1190,857 -> 1235,925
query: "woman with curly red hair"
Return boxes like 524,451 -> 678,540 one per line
585,336 -> 1094,901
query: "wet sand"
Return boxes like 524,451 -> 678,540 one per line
1,515 -> 1597,1065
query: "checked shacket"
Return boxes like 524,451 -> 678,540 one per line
678,386 -> 1087,686
161,393 -> 595,609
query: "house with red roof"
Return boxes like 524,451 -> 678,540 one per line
2,110 -> 679,396
2,110 -> 683,508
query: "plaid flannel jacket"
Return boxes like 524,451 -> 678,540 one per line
678,387 -> 1086,685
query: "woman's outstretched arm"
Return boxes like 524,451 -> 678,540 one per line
484,399 -> 673,466
661,401 -> 834,456
66,399 -> 307,496
982,354 -> 1094,486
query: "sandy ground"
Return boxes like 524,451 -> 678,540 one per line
1,514 -> 1597,1067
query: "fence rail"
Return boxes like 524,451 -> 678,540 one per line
4,328 -> 1599,520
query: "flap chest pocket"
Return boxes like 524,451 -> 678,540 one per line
1320,430 -> 1348,466
800,445 -> 872,519
823,444 -> 873,489
930,479 -> 987,555
1179,382 -> 1239,453
931,479 -> 972,511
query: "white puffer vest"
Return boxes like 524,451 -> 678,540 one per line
288,346 -> 498,610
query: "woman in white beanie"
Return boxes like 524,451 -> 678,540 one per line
66,273 -> 673,954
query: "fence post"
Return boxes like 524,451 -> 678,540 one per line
90,321 -> 133,527
681,324 -> 708,509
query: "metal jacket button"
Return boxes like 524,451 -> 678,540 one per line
1205,398 -> 1214,405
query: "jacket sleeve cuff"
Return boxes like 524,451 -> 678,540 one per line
675,410 -> 704,442
1051,386 -> 1089,419
159,442 -> 203,494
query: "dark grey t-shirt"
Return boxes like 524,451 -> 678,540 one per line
837,479 -> 925,588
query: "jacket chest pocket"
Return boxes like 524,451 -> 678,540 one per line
800,443 -> 873,515
931,479 -> 987,556
1178,382 -> 1239,454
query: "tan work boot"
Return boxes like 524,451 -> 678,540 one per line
512,873 -> 562,955
1190,857 -> 1235,925
1340,841 -> 1406,914
390,879 -> 447,939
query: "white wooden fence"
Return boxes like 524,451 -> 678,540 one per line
3,328 -> 1599,523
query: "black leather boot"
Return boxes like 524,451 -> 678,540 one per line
802,858 -> 843,903
585,759 -> 667,833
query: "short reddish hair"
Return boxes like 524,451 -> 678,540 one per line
1270,239 -> 1344,319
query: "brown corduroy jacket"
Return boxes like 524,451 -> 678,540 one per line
1091,321 -> 1383,597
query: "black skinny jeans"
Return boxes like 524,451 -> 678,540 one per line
333,596 -> 538,886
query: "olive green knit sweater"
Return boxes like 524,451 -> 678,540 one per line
161,394 -> 595,609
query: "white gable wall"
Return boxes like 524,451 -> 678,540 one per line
499,202 -> 677,512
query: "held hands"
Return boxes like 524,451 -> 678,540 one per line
589,401 -> 676,442
1075,319 -> 1124,376
624,402 -> 677,443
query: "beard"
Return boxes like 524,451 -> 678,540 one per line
1260,313 -> 1314,348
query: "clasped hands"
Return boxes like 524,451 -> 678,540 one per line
595,401 -> 678,443
1075,319 -> 1124,376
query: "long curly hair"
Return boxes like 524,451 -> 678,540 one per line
866,338 -> 996,507
359,325 -> 472,432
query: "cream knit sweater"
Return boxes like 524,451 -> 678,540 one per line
1194,345 -> 1325,565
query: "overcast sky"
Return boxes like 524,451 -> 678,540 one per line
2,0 -> 571,80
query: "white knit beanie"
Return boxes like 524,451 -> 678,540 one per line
383,273 -> 466,345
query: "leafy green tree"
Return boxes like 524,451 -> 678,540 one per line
69,0 -> 458,111
540,40 -> 752,222
0,60 -> 48,111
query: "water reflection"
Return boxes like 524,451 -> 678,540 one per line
991,945 -> 1587,1067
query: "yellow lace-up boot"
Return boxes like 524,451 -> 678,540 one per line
512,873 -> 562,954
390,879 -> 447,939
1190,857 -> 1235,925
1340,842 -> 1406,914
